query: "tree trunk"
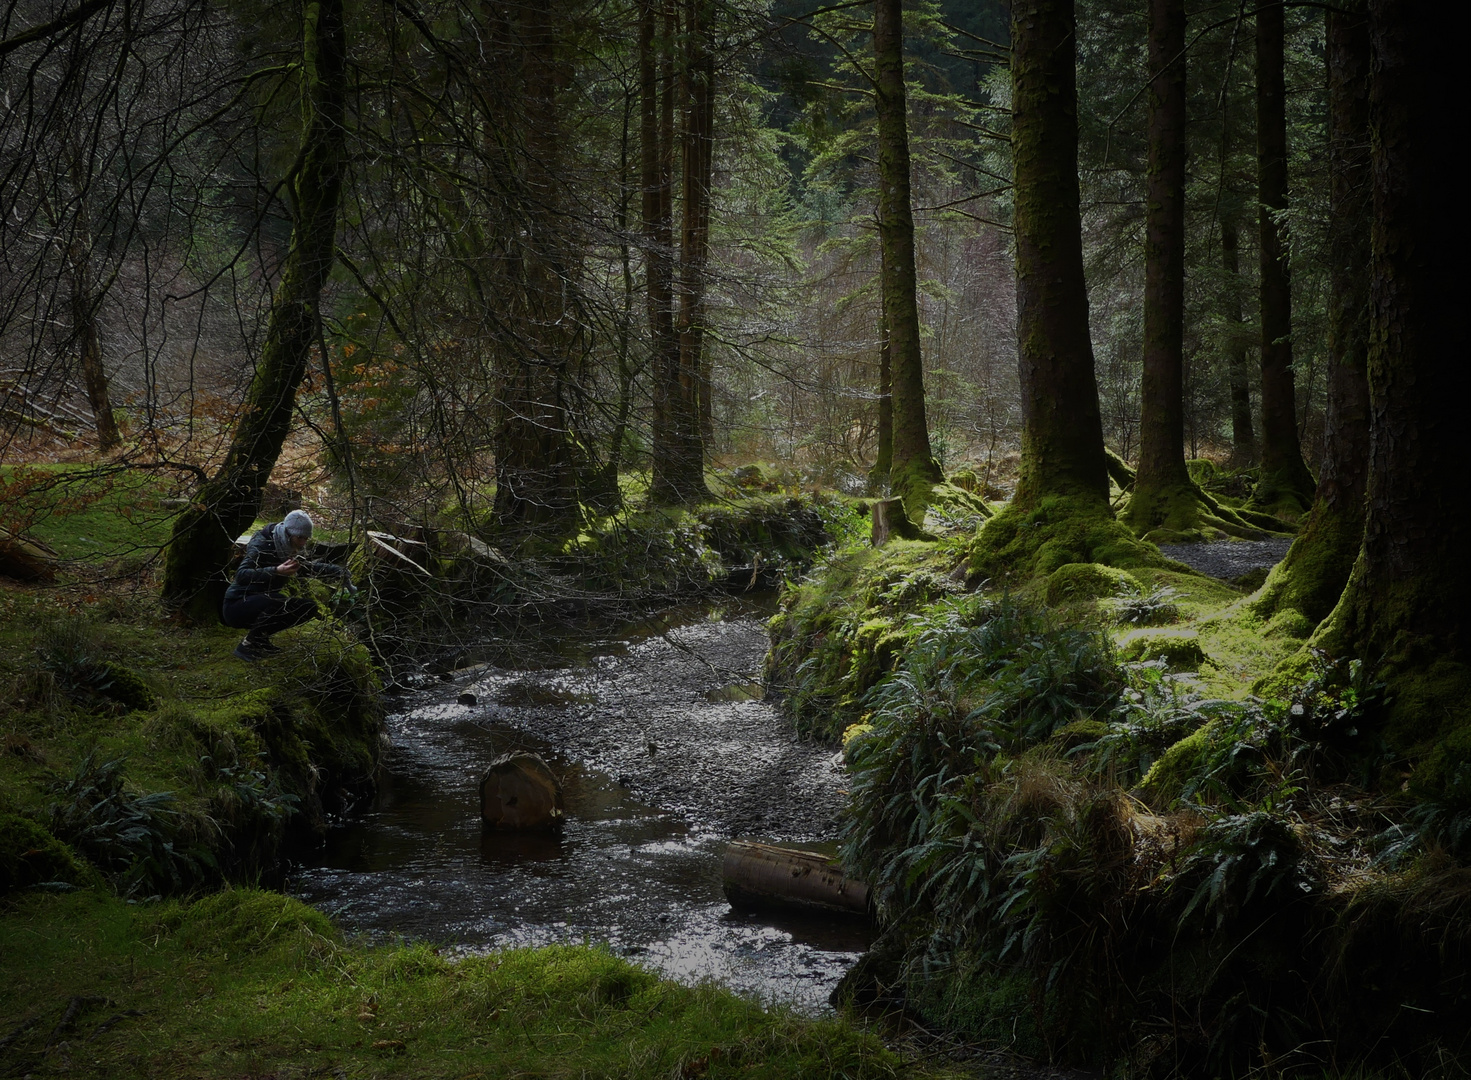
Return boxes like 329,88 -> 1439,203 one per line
873,0 -> 941,511
1252,1 -> 1371,624
656,0 -> 713,503
493,0 -> 580,527
1123,0 -> 1190,536
69,253 -> 120,452
867,237 -> 893,493
1313,0 -> 1470,751
1253,2 -> 1315,514
1009,0 -> 1108,508
161,0 -> 346,621
1220,213 -> 1256,465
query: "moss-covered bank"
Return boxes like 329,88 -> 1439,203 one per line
0,888 -> 944,1079
1,588 -> 383,897
766,508 -> 1469,1076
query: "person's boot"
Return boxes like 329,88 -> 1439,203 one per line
234,632 -> 280,661
233,636 -> 266,662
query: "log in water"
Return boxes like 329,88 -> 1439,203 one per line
722,840 -> 869,916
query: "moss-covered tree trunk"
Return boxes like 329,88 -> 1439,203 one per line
1310,0 -> 1469,750
161,0 -> 345,621
1252,2 -> 1371,624
493,0 -> 582,527
1251,2 -> 1315,516
1123,0 -> 1190,536
1008,0 -> 1107,508
873,0 -> 941,512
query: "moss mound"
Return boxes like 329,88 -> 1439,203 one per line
1045,562 -> 1140,605
969,496 -> 1186,586
0,815 -> 89,895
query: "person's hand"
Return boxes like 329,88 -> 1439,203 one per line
276,558 -> 301,576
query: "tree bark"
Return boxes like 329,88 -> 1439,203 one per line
69,251 -> 120,452
1220,212 -> 1256,464
1253,2 -> 1315,514
493,0 -> 580,527
867,236 -> 893,493
873,0 -> 941,509
1253,2 -> 1372,624
161,0 -> 346,621
1009,0 -> 1108,508
1314,0 -> 1470,745
1123,0 -> 1189,534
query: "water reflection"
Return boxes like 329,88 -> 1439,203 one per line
290,601 -> 868,1013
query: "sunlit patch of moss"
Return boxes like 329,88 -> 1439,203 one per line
968,495 -> 1184,587
1117,627 -> 1208,670
1045,562 -> 1140,605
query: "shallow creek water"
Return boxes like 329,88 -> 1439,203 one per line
288,596 -> 871,1014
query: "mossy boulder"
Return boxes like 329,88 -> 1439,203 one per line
1136,721 -> 1216,806
0,814 -> 90,895
1045,563 -> 1141,605
98,661 -> 156,711
1119,628 -> 1208,670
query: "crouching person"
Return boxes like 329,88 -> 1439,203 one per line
223,510 -> 349,662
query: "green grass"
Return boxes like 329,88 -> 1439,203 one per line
1,464 -> 178,562
0,888 -> 945,1079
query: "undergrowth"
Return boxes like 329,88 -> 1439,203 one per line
836,596 -> 1469,1076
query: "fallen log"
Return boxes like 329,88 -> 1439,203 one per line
721,840 -> 869,916
0,528 -> 59,582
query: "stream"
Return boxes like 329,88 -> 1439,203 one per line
288,595 -> 870,1014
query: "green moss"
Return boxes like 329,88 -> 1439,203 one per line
0,889 -> 921,1079
1118,627 -> 1207,669
144,888 -> 340,955
98,661 -> 157,710
1264,608 -> 1315,640
969,496 -> 1183,586
1137,720 -> 1215,804
0,814 -> 91,894
1045,562 -> 1140,605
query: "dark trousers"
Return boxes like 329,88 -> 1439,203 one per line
221,592 -> 319,640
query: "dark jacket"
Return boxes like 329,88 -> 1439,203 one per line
223,524 -> 346,604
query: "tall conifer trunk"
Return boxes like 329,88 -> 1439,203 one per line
1252,1 -> 1371,623
1123,0 -> 1189,534
1219,212 -> 1256,464
1008,0 -> 1107,507
867,237 -> 893,492
1312,0 -> 1469,747
873,0 -> 941,509
1253,2 -> 1315,514
493,0 -> 580,527
161,0 -> 345,621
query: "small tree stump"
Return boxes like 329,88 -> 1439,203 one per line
479,752 -> 564,831
870,497 -> 925,547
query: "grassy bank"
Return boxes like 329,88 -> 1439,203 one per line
0,888 -> 935,1079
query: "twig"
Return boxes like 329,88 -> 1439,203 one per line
87,1010 -> 144,1041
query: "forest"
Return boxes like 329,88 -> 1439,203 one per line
0,0 -> 1466,1077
